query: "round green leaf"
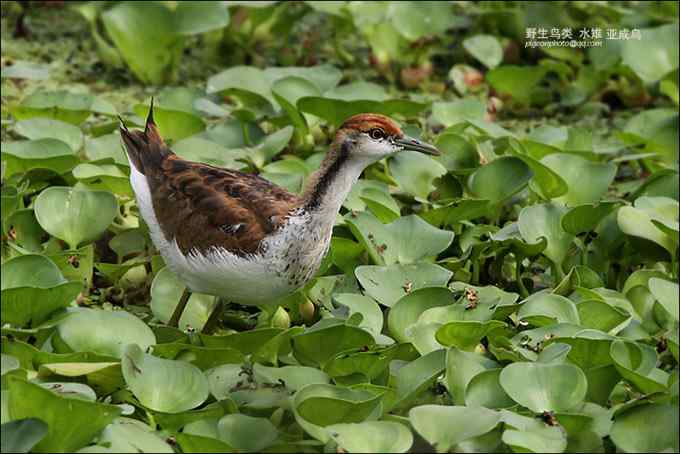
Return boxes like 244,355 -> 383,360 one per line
499,362 -> 587,413
388,287 -> 454,343
519,203 -> 574,267
468,157 -> 533,203
463,35 -> 503,69
1,139 -> 79,177
58,308 -> 156,358
217,414 -> 278,452
409,405 -> 501,452
327,421 -> 413,453
465,369 -> 515,409
122,344 -> 209,413
648,277 -> 679,321
34,186 -> 118,249
355,263 -> 452,307
0,418 -> 48,454
1,254 -> 66,290
518,293 -> 580,327
14,118 -> 83,152
610,403 -> 679,452
541,154 -> 616,206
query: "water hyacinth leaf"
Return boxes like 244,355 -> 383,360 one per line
421,199 -> 491,227
253,363 -> 330,392
519,203 -> 574,268
294,384 -> 382,429
621,23 -> 679,84
1,283 -> 82,328
624,108 -> 678,165
132,104 -> 205,142
7,377 -> 120,453
409,405 -> 501,452
11,90 -> 115,124
609,340 -> 668,394
172,137 -> 246,170
1,254 -> 66,290
355,263 -> 452,307
346,211 -> 453,265
576,299 -> 630,333
499,362 -> 587,413
501,416 -> 567,453
84,133 -> 128,166
327,421 -> 413,453
388,287 -> 454,343
216,414 -> 278,452
518,294 -> 580,327
150,267 -> 219,332
610,403 -> 679,453
122,344 -> 209,413
540,154 -> 616,206
34,186 -> 118,250
102,2 -> 184,84
463,35 -> 503,68
175,1 -> 230,35
465,368 -> 515,409
393,349 -> 446,409
648,278 -> 679,321
431,100 -> 486,128
435,320 -> 506,351
333,294 -> 383,336
486,66 -> 547,105
389,150 -> 448,200
291,323 -> 375,366
72,163 -> 132,196
467,156 -> 532,203
57,308 -> 156,358
0,418 -> 48,454
387,1 -> 454,41
272,76 -> 320,136
434,132 -> 479,172
445,347 -> 498,405
617,205 -> 676,255
89,418 -> 174,453
14,118 -> 83,152
297,97 -> 428,128
561,202 -> 620,235
1,139 -> 79,177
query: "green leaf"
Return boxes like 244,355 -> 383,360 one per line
435,320 -> 505,351
409,405 -> 501,452
561,202 -> 620,235
540,154 -> 616,206
621,23 -> 679,83
217,414 -> 278,452
519,203 -> 574,268
445,347 -> 498,405
57,308 -> 156,358
292,322 -> 375,366
386,1 -> 454,41
487,66 -> 547,105
150,267 -> 218,332
465,369 -> 515,409
355,263 -> 452,307
499,362 -> 588,413
518,293 -> 580,326
431,100 -> 486,128
610,403 -> 679,453
175,1 -> 230,35
648,277 -> 679,321
297,97 -> 428,128
1,139 -> 79,177
609,340 -> 668,394
0,418 -> 48,454
34,186 -> 118,249
132,104 -> 205,142
102,2 -> 184,84
468,157 -> 533,203
463,35 -> 503,68
327,421 -> 413,453
393,349 -> 446,409
7,378 -> 120,453
388,287 -> 454,343
122,344 -> 209,413
14,118 -> 83,152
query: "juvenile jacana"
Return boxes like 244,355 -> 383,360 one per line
120,103 -> 439,333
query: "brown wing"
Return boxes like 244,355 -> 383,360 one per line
148,155 -> 302,256
119,105 -> 301,257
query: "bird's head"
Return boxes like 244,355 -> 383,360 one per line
334,113 -> 439,164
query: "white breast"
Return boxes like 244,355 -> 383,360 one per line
129,164 -> 331,305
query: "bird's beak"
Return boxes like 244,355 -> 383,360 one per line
395,135 -> 440,155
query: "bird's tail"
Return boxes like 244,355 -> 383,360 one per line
119,98 -> 171,174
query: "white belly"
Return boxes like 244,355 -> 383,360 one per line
129,165 -> 329,305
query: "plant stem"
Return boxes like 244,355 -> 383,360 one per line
516,256 -> 529,298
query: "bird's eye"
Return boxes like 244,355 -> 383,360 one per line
369,128 -> 385,140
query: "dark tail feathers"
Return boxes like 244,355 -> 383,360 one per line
119,98 -> 171,174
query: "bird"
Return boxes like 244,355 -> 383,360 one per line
119,101 -> 439,333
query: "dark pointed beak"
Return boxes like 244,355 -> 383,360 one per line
395,135 -> 440,155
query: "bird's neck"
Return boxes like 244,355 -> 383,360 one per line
301,139 -> 365,217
